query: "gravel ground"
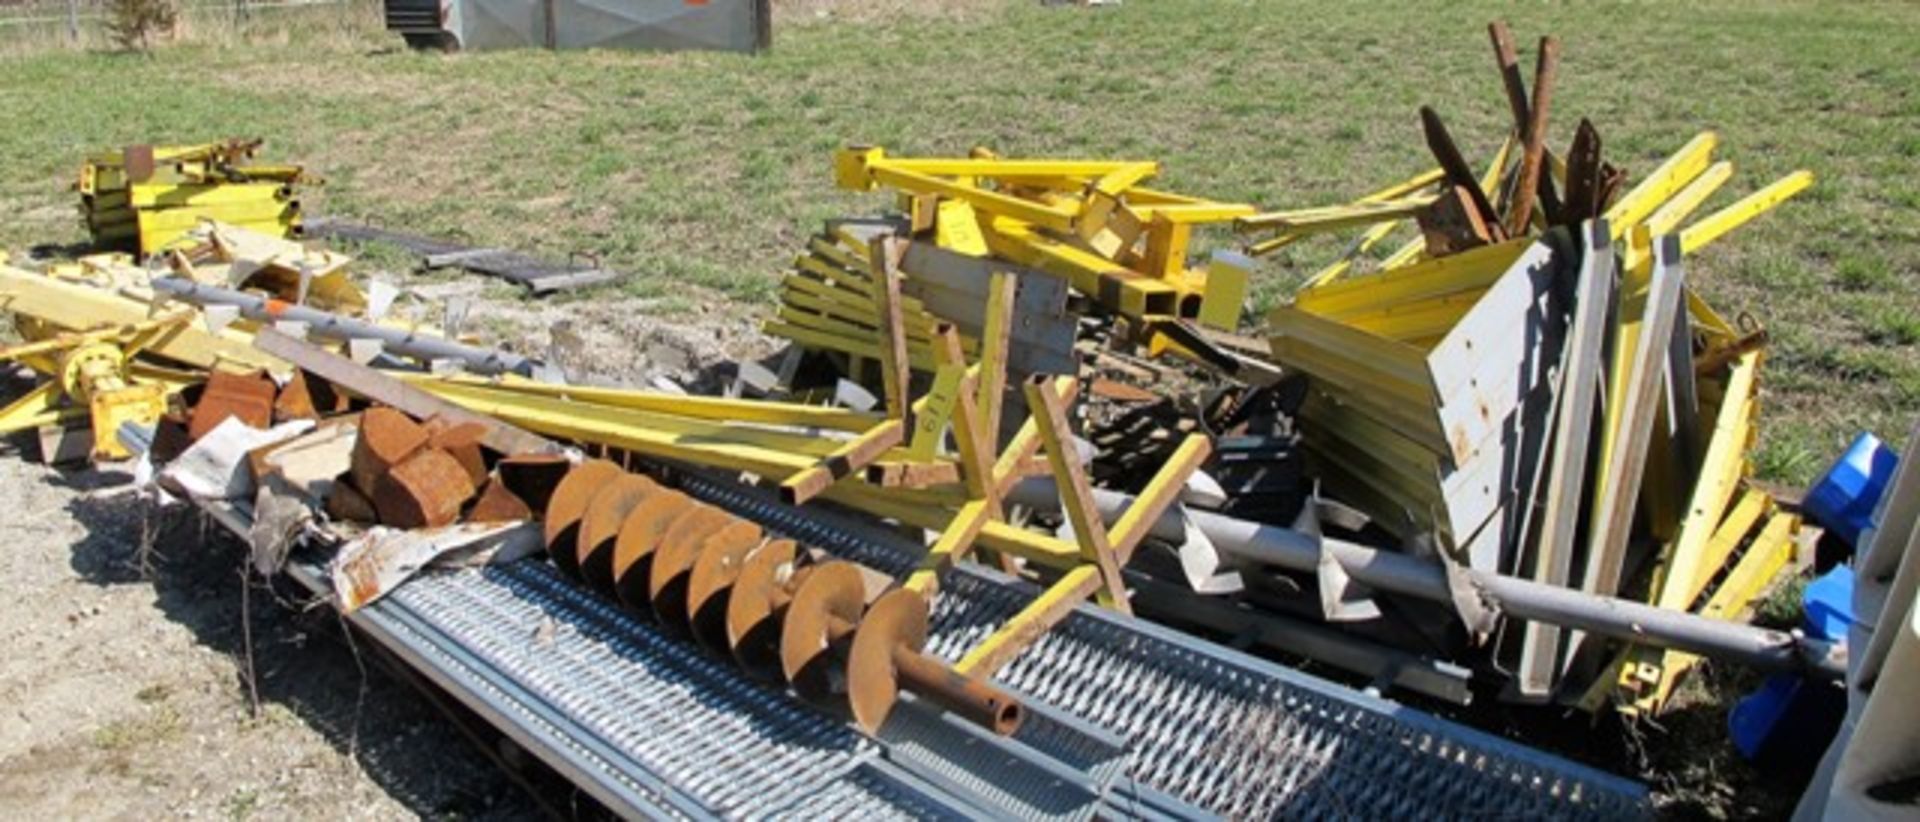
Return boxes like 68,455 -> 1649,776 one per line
0,277 -> 772,819
0,382 -> 542,820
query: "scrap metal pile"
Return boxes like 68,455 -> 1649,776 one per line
76,139 -> 314,255
766,21 -> 1823,714
0,20 -> 1900,820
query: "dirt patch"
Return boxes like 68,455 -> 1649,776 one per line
0,387 -> 536,819
411,276 -> 780,390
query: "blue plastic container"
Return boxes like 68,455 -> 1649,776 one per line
1729,566 -> 1854,770
1804,432 -> 1899,549
1802,565 -> 1857,642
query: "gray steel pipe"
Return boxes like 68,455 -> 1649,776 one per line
151,277 -> 534,376
1007,478 -> 1844,680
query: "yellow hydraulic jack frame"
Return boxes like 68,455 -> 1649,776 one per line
0,314 -> 197,461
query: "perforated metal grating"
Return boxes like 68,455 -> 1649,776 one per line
678,473 -> 1650,820
387,558 -> 887,816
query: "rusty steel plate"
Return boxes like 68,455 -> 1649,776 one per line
687,528 -> 768,654
726,538 -> 801,682
540,459 -> 623,580
779,560 -> 866,705
847,587 -> 929,735
575,474 -> 661,597
608,492 -> 697,611
647,507 -> 744,636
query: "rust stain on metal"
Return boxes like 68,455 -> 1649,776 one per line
726,538 -> 801,681
687,528 -> 767,653
189,369 -> 276,441
272,369 -> 321,423
541,459 -> 623,579
373,448 -> 477,528
655,519 -> 760,637
429,419 -> 492,486
350,407 -> 429,497
467,476 -> 533,524
576,474 -> 660,595
608,492 -> 698,610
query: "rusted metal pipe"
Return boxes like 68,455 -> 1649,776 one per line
892,647 -> 1023,735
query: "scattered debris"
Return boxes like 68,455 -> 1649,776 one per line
0,20 -> 1903,820
304,217 -> 623,295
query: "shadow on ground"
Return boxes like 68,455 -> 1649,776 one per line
59,467 -> 541,819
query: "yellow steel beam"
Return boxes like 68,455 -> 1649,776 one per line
135,200 -> 297,233
1653,352 -> 1763,610
1644,160 -> 1733,236
866,165 -> 1081,233
1108,434 -> 1210,551
907,498 -> 996,594
935,200 -> 990,256
127,182 -> 290,209
1088,161 -> 1162,196
1580,354 -> 1764,712
1236,197 -> 1438,234
1026,376 -> 1132,613
857,154 -> 1150,182
0,264 -> 277,373
823,483 -> 1081,570
780,419 -> 906,505
1606,132 -> 1718,234
0,382 -> 79,435
905,364 -> 966,460
952,566 -> 1100,678
1126,202 -> 1258,223
1291,236 -> 1529,318
983,217 -> 1180,319
1630,512 -> 1800,714
407,375 -> 887,434
1678,171 -> 1815,254
418,380 -> 943,482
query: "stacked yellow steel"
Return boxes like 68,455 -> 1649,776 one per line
766,222 -> 982,379
1258,128 -> 1810,711
76,139 -> 313,256
809,147 -> 1252,325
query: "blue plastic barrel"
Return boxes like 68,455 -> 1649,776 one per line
1804,432 -> 1899,549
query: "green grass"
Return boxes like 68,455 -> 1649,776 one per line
4,1 -> 1912,484
5,2 -> 1915,810
91,704 -> 184,751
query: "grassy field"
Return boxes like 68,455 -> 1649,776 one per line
2,0 -> 1916,481
2,1 -> 1914,814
